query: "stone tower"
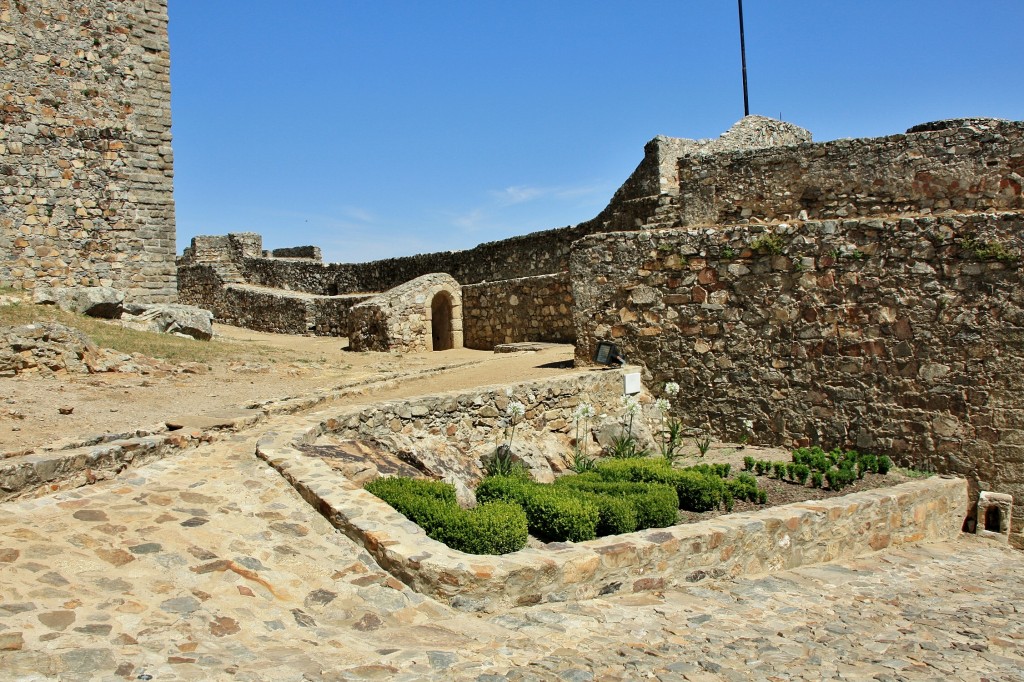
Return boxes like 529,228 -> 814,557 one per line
0,0 -> 176,302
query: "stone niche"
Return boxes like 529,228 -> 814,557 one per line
975,491 -> 1013,543
348,273 -> 463,352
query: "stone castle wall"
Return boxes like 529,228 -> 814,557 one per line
462,273 -> 575,350
570,212 -> 1024,547
677,118 -> 1024,228
1,0 -> 176,302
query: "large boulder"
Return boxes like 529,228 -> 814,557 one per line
34,286 -> 124,319
120,303 -> 214,341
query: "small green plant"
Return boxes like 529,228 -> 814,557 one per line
877,455 -> 892,475
757,489 -> 768,504
750,233 -> 784,255
607,395 -> 650,459
794,463 -> 810,485
609,433 -> 649,459
811,471 -> 823,488
569,403 -> 597,473
961,236 -> 1019,264
654,397 -> 684,462
742,455 -> 756,472
694,434 -> 712,457
771,461 -> 786,479
754,459 -> 769,476
721,246 -> 737,260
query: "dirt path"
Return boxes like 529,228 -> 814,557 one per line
1,323 -> 576,454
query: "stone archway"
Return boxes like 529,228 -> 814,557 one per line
431,291 -> 454,351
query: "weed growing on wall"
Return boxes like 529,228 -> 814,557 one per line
749,234 -> 783,255
961,236 -> 1019,264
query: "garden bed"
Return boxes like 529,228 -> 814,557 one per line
257,405 -> 967,612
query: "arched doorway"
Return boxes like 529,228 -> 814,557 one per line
431,291 -> 454,351
984,505 -> 1002,532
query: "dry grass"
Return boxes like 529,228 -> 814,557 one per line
0,290 -> 297,365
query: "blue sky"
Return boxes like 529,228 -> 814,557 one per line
168,1 -> 1024,264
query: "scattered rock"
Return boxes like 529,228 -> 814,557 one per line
121,303 -> 214,341
58,406 -> 74,415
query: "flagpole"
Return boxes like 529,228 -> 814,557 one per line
738,0 -> 750,116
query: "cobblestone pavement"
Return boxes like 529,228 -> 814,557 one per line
1,428 -> 1022,681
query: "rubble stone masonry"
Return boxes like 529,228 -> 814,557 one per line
0,0 -> 175,302
571,212 -> 1024,547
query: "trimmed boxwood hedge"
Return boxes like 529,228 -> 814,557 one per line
592,458 -> 730,512
365,477 -> 528,555
554,476 -> 679,529
475,475 -> 600,542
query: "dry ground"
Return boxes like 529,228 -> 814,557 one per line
1,297 -> 579,454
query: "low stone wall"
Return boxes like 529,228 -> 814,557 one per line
570,211 -> 1024,547
1,430 -> 197,503
462,273 -> 576,350
177,266 -> 369,336
257,407 -> 967,610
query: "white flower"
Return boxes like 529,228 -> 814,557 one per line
655,398 -> 671,413
506,400 -> 526,420
664,381 -> 680,396
573,403 -> 596,421
620,395 -> 641,417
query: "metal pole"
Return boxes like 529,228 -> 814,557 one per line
738,0 -> 750,116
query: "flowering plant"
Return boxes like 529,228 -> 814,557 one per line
569,402 -> 597,472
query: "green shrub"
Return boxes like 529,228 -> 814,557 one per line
743,456 -> 756,471
593,457 -> 673,484
786,463 -> 796,481
772,461 -> 786,479
672,469 -> 727,512
754,460 -> 769,475
726,472 -> 761,503
689,462 -> 731,479
476,475 -> 599,542
877,455 -> 892,475
365,476 -> 457,505
581,492 -> 638,536
592,457 -> 728,513
365,477 -> 527,555
825,467 -> 856,492
811,471 -> 823,488
794,463 -> 810,485
555,477 -> 678,529
757,489 -> 768,504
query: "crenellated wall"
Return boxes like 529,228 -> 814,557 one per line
677,118 -> 1024,228
570,211 -> 1024,547
0,0 -> 176,302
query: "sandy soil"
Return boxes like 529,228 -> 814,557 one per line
1,323 -> 578,455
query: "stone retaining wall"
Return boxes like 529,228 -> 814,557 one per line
0,0 -> 177,302
257,403 -> 967,610
570,211 -> 1024,547
462,273 -> 575,350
